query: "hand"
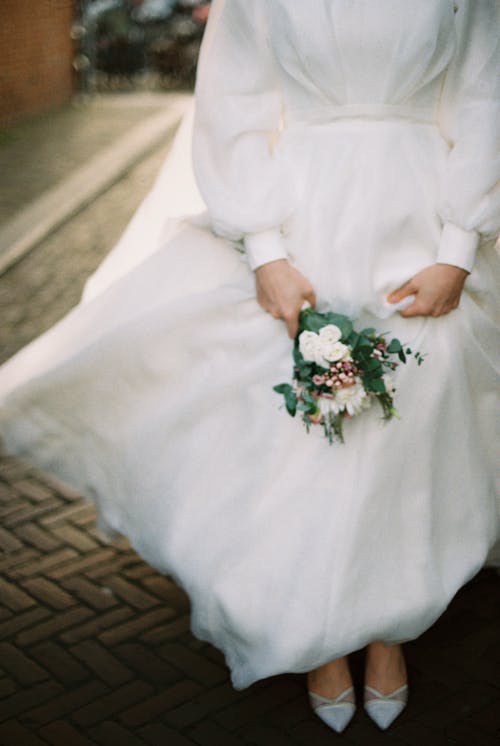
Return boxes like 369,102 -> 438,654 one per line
255,259 -> 316,338
387,263 -> 469,318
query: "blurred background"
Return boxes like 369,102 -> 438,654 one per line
75,0 -> 211,95
0,0 -> 210,283
1,0 -> 211,129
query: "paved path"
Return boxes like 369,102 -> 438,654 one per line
0,93 -> 179,225
0,93 -> 189,275
0,115 -> 499,745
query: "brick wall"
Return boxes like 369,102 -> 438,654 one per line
0,0 -> 75,127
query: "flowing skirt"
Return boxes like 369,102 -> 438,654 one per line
0,108 -> 498,689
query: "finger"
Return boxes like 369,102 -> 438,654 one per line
389,293 -> 417,313
387,280 -> 416,304
399,300 -> 427,317
286,314 -> 299,339
305,288 -> 317,308
401,300 -> 453,318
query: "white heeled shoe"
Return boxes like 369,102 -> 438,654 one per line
363,683 -> 408,730
308,686 -> 356,733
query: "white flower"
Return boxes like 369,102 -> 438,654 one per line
331,380 -> 371,416
298,331 -> 319,362
318,396 -> 333,417
317,340 -> 351,363
314,352 -> 331,369
298,329 -> 350,369
382,374 -> 396,395
318,324 -> 342,345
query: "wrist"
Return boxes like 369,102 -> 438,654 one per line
435,262 -> 469,278
255,258 -> 289,275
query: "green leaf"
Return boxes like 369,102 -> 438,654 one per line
293,344 -> 303,366
357,335 -> 373,350
273,383 -> 292,395
284,391 -> 298,417
366,358 -> 382,372
324,313 -> 353,338
273,382 -> 297,417
301,364 -> 315,377
347,331 -> 360,348
360,327 -> 376,338
299,310 -> 326,334
349,331 -> 373,352
302,391 -> 316,405
298,309 -> 352,339
369,377 -> 386,393
298,401 -> 318,415
387,338 -> 402,353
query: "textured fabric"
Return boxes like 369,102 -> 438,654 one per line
0,0 -> 499,691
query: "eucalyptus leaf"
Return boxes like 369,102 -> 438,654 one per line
284,391 -> 298,416
387,338 -> 402,353
369,378 -> 386,393
366,358 -> 382,372
293,345 -> 303,366
273,383 -> 292,395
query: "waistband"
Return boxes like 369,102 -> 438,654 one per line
286,103 -> 437,126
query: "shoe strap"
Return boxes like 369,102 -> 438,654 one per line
309,685 -> 355,706
364,684 -> 408,702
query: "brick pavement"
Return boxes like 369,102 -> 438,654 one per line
0,139 -> 499,745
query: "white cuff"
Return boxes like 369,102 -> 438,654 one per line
243,229 -> 288,271
436,222 -> 479,273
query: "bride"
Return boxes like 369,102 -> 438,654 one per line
0,0 -> 498,733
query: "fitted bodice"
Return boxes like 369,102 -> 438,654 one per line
192,0 -> 499,279
269,1 -> 457,124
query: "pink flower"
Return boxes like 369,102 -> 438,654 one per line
312,374 -> 325,385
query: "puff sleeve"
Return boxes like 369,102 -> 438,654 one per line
436,0 -> 500,272
192,0 -> 292,270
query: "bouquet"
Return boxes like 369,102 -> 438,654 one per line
274,306 -> 425,444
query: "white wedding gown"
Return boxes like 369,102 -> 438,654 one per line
1,0 -> 499,690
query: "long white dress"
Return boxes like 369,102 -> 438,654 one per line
0,0 -> 499,690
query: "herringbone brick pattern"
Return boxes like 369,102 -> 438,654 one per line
0,131 -> 499,746
1,457 -> 499,746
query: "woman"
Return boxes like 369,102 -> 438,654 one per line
0,0 -> 498,734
